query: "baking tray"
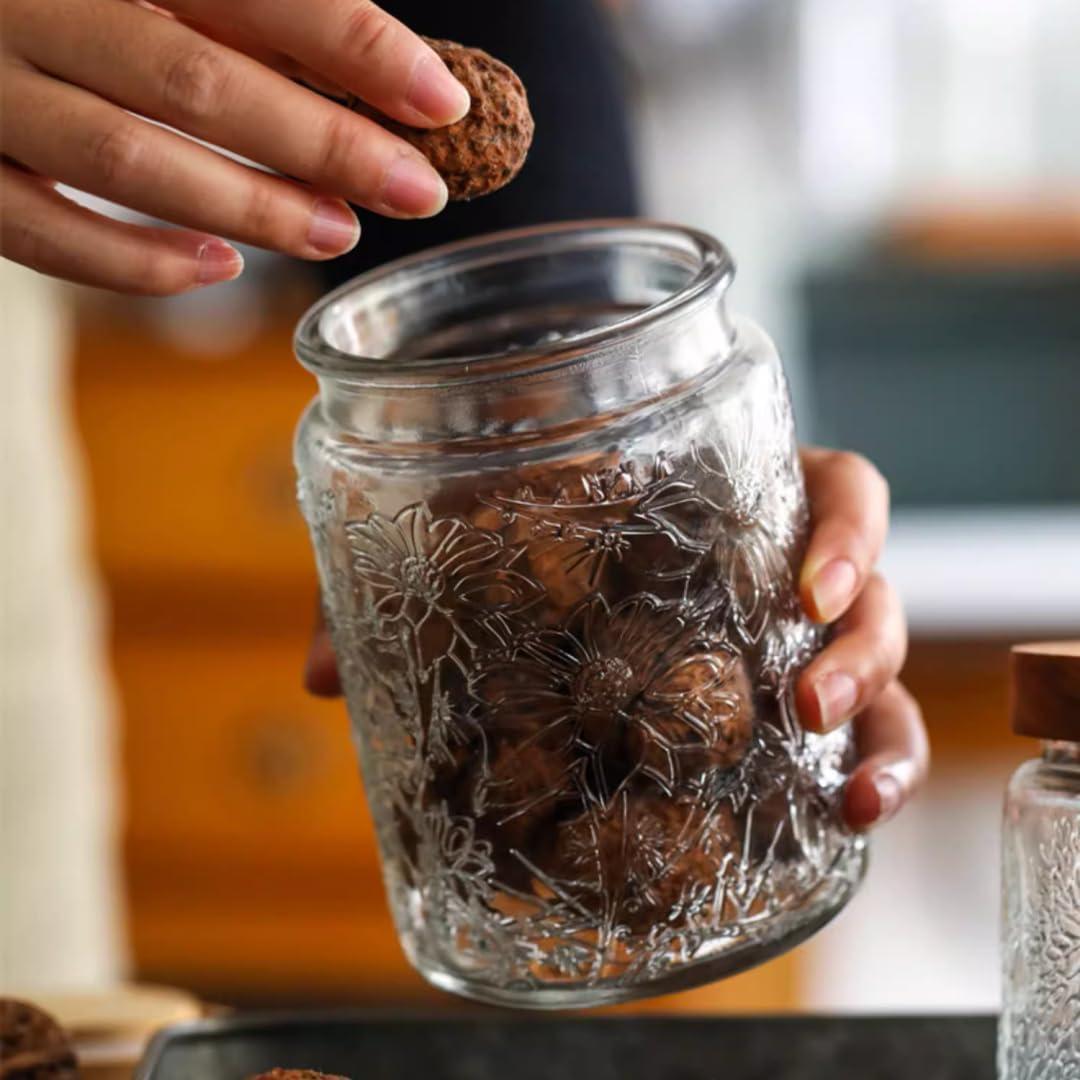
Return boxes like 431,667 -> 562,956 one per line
137,1012 -> 996,1079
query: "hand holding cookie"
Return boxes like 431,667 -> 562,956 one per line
0,0 -> 533,295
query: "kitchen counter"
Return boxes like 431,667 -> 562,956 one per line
139,1013 -> 996,1079
883,508 -> 1080,636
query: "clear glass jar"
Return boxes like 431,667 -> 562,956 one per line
294,222 -> 866,1008
1000,643 -> 1080,1078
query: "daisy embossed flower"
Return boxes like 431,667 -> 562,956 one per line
346,503 -> 543,677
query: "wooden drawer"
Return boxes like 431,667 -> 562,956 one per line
129,902 -> 435,1003
120,636 -> 372,875
74,314 -> 317,602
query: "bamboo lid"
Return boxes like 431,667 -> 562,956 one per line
1010,642 -> 1080,742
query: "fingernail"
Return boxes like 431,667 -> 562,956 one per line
382,154 -> 448,217
810,558 -> 858,623
814,671 -> 859,731
196,238 -> 244,284
407,51 -> 471,125
307,198 -> 360,254
873,771 -> 904,824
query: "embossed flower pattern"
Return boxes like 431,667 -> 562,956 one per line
692,428 -> 796,644
482,456 -> 701,601
471,594 -> 753,800
347,503 -> 542,675
412,802 -> 497,903
306,425 -> 857,990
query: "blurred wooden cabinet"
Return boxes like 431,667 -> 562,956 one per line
71,299 -> 424,1002
71,298 -> 1025,1011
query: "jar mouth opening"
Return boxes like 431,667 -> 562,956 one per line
294,219 -> 733,388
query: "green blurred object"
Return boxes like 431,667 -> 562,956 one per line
802,260 -> 1080,508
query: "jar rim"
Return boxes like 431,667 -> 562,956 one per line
293,219 -> 733,388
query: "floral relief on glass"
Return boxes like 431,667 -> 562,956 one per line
303,423 -> 861,999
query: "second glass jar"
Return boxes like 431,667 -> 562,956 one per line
295,221 -> 865,1007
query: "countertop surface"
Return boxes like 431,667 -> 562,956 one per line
139,1012 -> 997,1080
883,507 -> 1080,636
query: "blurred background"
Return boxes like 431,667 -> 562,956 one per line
3,0 -> 1080,1021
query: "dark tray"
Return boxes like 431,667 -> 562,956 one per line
137,1012 -> 996,1080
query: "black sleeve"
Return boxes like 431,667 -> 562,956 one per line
315,0 -> 641,289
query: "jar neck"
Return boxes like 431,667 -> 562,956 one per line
1042,740 -> 1080,765
295,222 -> 737,447
315,296 -> 736,448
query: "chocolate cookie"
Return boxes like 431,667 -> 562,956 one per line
382,38 -> 534,201
0,999 -> 78,1080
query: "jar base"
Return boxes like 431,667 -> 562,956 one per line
410,842 -> 867,1011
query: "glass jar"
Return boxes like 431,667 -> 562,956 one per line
1000,643 -> 1080,1078
294,221 -> 866,1008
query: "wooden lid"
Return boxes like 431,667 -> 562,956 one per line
1010,642 -> 1080,741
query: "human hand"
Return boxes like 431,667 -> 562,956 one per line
1,0 -> 469,294
796,448 -> 928,831
304,447 -> 928,832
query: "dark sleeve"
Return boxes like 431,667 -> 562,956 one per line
315,0 -> 641,288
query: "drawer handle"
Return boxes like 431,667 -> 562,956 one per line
244,448 -> 301,521
240,718 -> 321,797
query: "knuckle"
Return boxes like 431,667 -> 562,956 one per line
875,573 -> 909,653
240,180 -> 293,249
338,1 -> 394,61
893,680 -> 930,775
89,122 -> 147,186
838,449 -> 890,506
137,265 -> 190,297
864,621 -> 905,682
4,215 -> 49,271
859,634 -> 893,689
317,108 -> 365,182
162,46 -> 234,124
830,449 -> 871,482
127,244 -> 194,297
870,462 -> 891,507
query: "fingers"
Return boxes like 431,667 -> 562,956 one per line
305,602 -> 342,698
843,680 -> 929,831
6,0 -> 447,219
162,0 -> 470,128
800,448 -> 890,624
3,64 -> 362,259
0,162 -> 242,295
796,573 -> 908,733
